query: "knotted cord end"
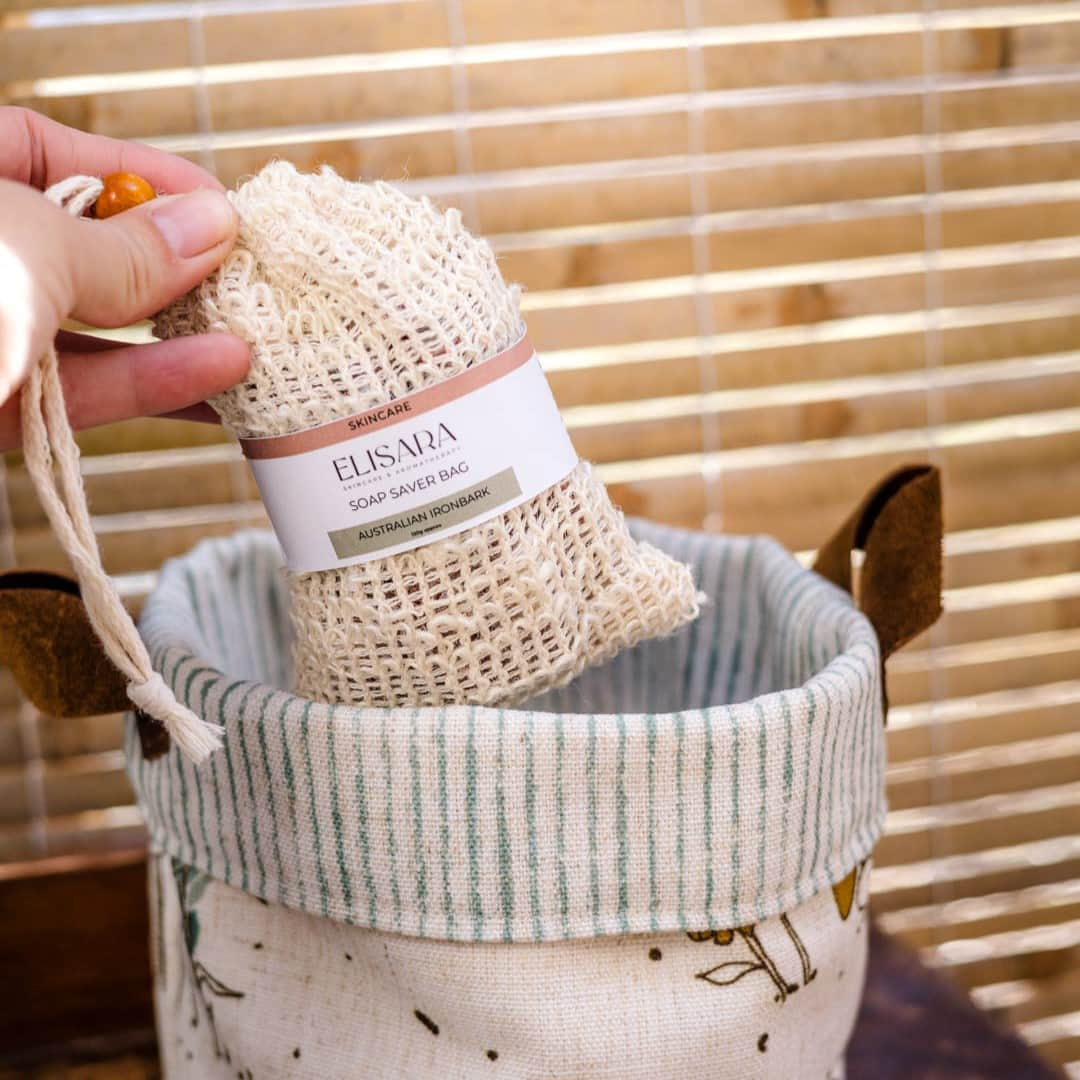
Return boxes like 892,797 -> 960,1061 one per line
127,671 -> 224,764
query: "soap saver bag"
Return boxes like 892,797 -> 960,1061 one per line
51,464 -> 945,1080
153,162 -> 703,713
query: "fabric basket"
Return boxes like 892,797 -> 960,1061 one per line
115,465 -> 942,1079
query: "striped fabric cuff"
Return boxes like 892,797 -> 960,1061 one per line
128,523 -> 885,942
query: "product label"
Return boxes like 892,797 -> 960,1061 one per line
240,336 -> 578,572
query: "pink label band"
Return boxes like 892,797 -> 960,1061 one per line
239,335 -> 536,461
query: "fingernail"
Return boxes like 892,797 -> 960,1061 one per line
151,190 -> 236,259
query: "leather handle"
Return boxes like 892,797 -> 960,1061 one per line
0,570 -> 169,758
813,465 -> 944,712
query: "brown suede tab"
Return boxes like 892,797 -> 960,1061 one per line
0,570 -> 169,758
0,570 -> 130,718
813,465 -> 944,714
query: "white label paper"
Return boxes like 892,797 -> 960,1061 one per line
241,340 -> 578,572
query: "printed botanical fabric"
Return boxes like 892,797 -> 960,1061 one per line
151,850 -> 869,1079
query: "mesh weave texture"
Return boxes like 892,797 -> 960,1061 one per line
155,162 -> 700,708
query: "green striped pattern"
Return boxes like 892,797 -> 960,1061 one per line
128,525 -> 885,942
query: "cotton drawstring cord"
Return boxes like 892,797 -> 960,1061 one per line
20,175 -> 223,762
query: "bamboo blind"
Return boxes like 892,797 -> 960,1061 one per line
2,0 -> 1080,1069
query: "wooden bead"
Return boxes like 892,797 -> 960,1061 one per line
94,172 -> 156,219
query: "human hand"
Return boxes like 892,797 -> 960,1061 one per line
0,107 -> 251,451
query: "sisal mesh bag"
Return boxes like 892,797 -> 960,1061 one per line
155,161 -> 700,709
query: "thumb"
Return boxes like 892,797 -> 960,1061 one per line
66,188 -> 238,329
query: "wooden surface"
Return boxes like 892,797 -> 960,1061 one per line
848,925 -> 1062,1080
0,850 -> 153,1059
0,853 -> 1060,1078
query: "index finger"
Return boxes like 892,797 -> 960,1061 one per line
0,107 -> 225,194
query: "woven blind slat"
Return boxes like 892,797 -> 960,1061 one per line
14,28 -> 1079,132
